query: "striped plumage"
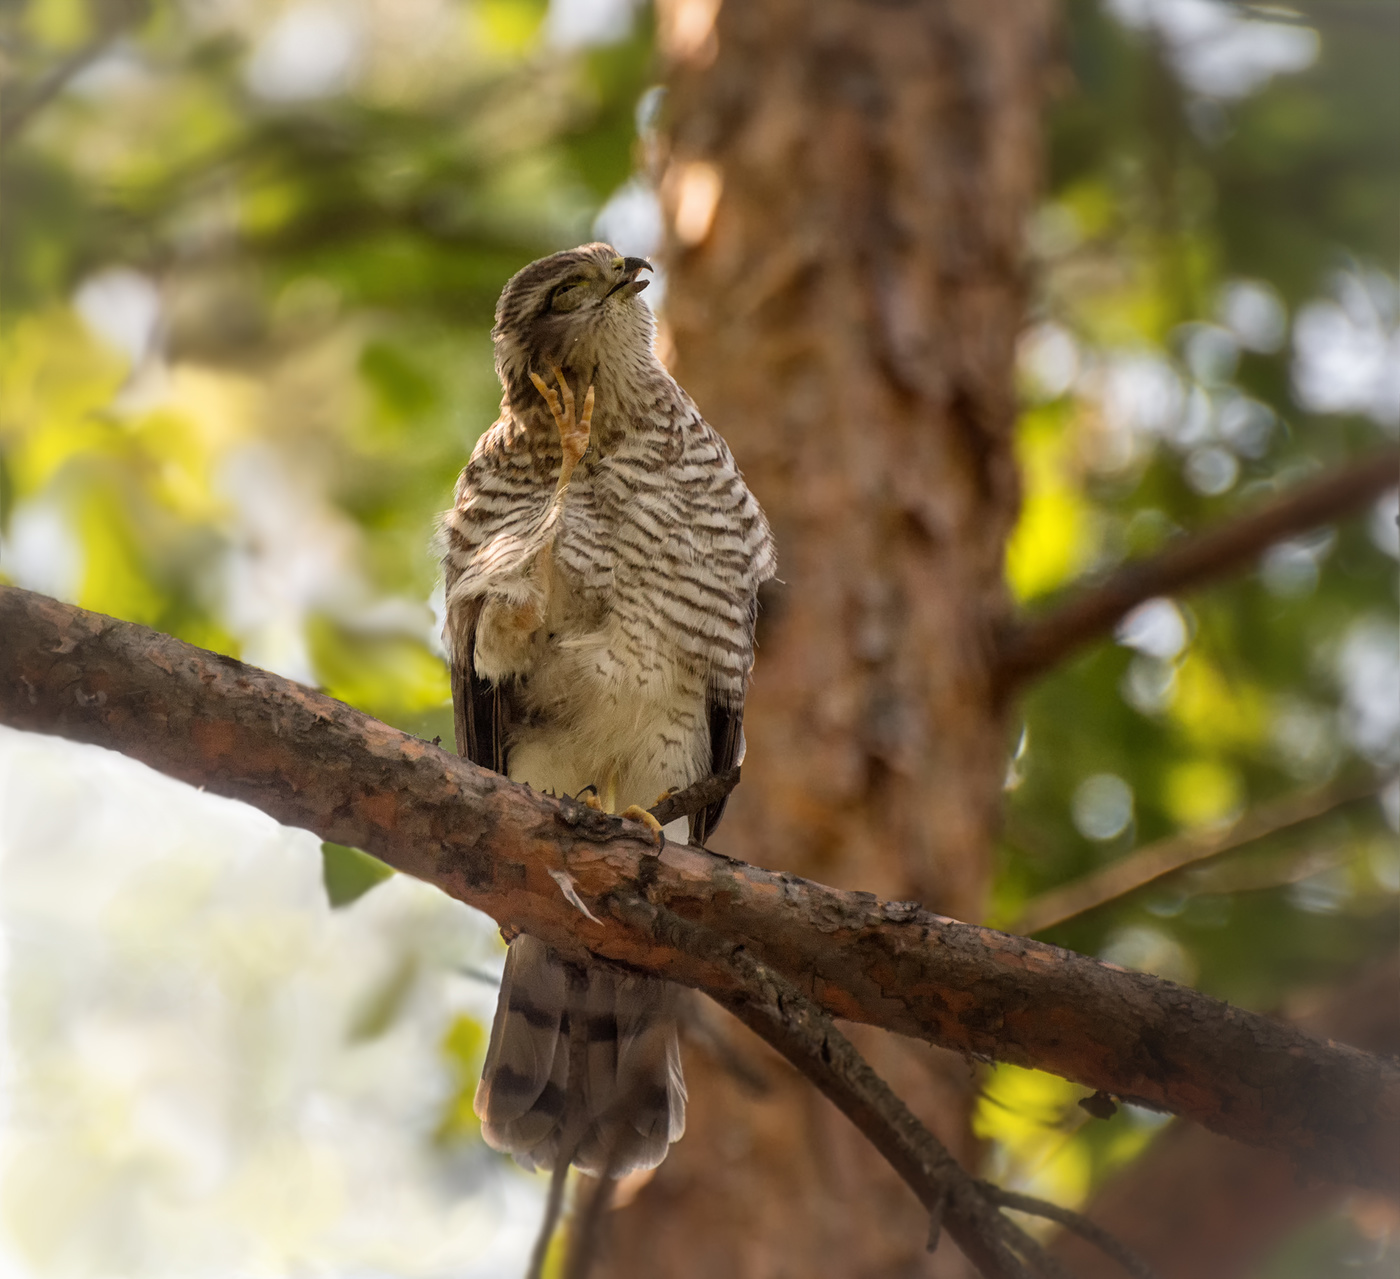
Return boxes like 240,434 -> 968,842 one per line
440,244 -> 774,1177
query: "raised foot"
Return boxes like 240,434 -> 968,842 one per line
529,362 -> 594,490
621,804 -> 665,850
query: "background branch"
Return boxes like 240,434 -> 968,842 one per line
1012,778 -> 1381,935
0,0 -> 147,150
3,586 -> 1397,1189
994,451 -> 1399,693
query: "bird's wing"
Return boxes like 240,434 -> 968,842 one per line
691,583 -> 763,845
441,417 -> 545,777
691,692 -> 744,845
448,594 -> 514,774
685,424 -> 775,846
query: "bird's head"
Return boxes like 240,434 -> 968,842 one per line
492,243 -> 656,404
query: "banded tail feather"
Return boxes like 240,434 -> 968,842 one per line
474,935 -> 687,1176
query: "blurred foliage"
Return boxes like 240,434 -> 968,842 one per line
997,0 -> 1399,976
973,1064 -> 1160,1208
436,1013 -> 487,1144
1,0 -> 1397,1272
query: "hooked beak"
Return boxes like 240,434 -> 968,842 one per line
605,256 -> 653,299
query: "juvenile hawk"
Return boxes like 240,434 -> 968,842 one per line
440,244 -> 775,1176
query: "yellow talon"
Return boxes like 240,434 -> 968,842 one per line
621,804 -> 665,848
548,361 -> 574,423
527,370 -> 562,427
530,365 -> 594,491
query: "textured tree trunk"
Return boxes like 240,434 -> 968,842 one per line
607,0 -> 1053,1273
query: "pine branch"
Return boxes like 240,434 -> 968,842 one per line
2,585 -> 1397,1190
994,450 -> 1399,694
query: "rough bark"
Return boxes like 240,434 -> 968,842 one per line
1050,958 -> 1400,1278
630,0 -> 1054,1271
6,587 -> 1395,1199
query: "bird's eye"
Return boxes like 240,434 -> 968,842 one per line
550,279 -> 588,311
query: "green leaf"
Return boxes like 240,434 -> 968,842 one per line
321,841 -> 395,908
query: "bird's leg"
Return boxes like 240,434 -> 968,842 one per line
600,769 -> 619,816
529,363 -> 595,499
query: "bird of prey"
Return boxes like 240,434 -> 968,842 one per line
439,244 -> 775,1178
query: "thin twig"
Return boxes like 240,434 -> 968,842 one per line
648,767 -> 741,828
1006,1226 -> 1079,1279
1011,778 -> 1380,935
526,1160 -> 570,1279
563,1171 -> 618,1279
982,1185 -> 1158,1279
995,450 -> 1399,693
526,964 -> 590,1279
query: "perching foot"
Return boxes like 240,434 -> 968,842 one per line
621,805 -> 665,850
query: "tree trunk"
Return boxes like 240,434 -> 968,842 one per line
607,0 -> 1052,1273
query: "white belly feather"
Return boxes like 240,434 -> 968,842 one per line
506,621 -> 710,816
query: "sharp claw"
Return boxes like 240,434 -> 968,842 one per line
572,784 -> 605,812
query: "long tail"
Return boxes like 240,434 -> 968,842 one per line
474,935 -> 687,1176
